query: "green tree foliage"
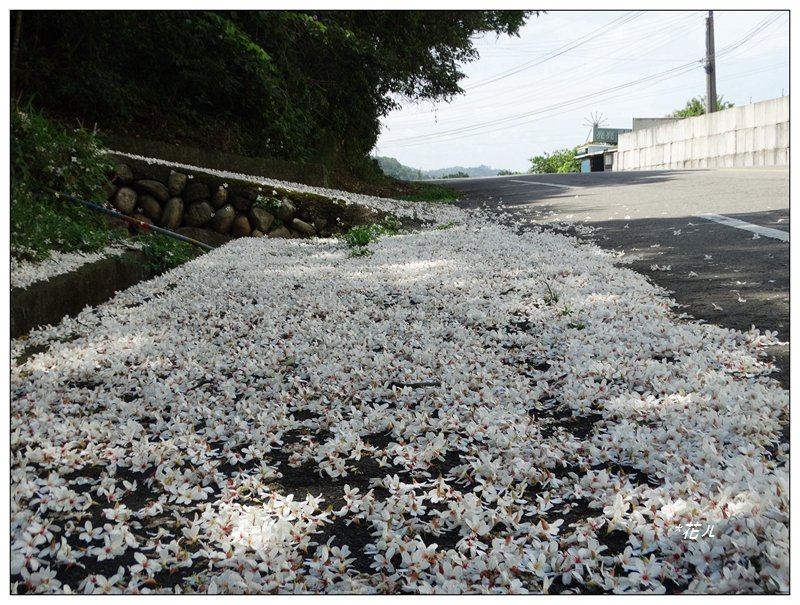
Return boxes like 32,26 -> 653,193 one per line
13,10 -> 531,174
669,95 -> 734,117
528,148 -> 579,174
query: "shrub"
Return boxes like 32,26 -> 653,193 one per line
341,215 -> 402,256
528,148 -> 579,174
10,102 -> 119,261
141,234 -> 198,274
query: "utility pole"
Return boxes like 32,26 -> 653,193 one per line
705,11 -> 717,114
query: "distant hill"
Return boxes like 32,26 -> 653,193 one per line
424,164 -> 501,179
375,156 -> 507,180
375,156 -> 425,181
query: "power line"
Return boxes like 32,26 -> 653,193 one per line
380,11 -> 787,149
382,60 -> 702,146
464,11 -> 646,91
389,12 -> 700,123
715,12 -> 785,59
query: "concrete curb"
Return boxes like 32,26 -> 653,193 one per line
10,250 -> 155,338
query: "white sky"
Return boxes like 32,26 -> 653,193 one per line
373,10 -> 790,173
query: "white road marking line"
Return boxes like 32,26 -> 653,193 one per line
694,213 -> 789,243
509,179 -> 573,189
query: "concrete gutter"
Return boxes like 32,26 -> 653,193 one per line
10,250 -> 155,339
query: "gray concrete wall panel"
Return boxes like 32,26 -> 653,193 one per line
617,97 -> 788,170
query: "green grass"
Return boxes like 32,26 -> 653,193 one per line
140,234 -> 200,274
387,182 -> 459,203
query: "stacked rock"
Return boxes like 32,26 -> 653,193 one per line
107,163 -> 323,245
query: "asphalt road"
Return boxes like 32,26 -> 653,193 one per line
445,168 -> 790,388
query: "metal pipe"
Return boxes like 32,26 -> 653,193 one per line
65,195 -> 215,252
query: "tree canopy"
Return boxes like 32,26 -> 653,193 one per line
12,10 -> 532,174
669,95 -> 734,118
528,148 -> 579,174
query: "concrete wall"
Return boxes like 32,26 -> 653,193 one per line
632,117 -> 682,131
617,97 -> 789,171
11,251 -> 156,338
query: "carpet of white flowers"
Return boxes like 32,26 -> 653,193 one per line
10,185 -> 789,594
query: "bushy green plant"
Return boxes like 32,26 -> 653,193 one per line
252,194 -> 282,213
11,102 -> 119,261
380,215 -> 402,234
528,148 -> 579,174
342,227 -> 377,256
669,95 -> 734,117
341,215 -> 402,256
140,234 -> 198,274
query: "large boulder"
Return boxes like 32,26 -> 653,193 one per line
183,181 -> 211,204
267,226 -> 292,239
160,197 -> 184,230
210,204 -> 236,234
112,187 -> 137,215
211,186 -> 229,209
138,194 -> 162,222
231,194 -> 253,212
231,214 -> 252,238
135,179 -> 170,203
275,198 -> 297,223
114,163 -> 135,185
313,216 -> 329,235
291,218 -> 316,236
168,171 -> 188,196
249,207 -> 275,233
183,201 -> 214,227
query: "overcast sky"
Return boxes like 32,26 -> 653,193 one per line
373,10 -> 790,173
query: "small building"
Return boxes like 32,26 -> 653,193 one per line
575,143 -> 615,172
575,126 -> 632,172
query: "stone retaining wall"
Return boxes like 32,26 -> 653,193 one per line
105,155 -> 380,248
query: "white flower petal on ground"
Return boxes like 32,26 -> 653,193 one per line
9,167 -> 788,595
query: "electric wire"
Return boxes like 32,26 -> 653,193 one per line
464,11 -> 646,90
382,60 -> 702,145
379,11 -> 787,150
